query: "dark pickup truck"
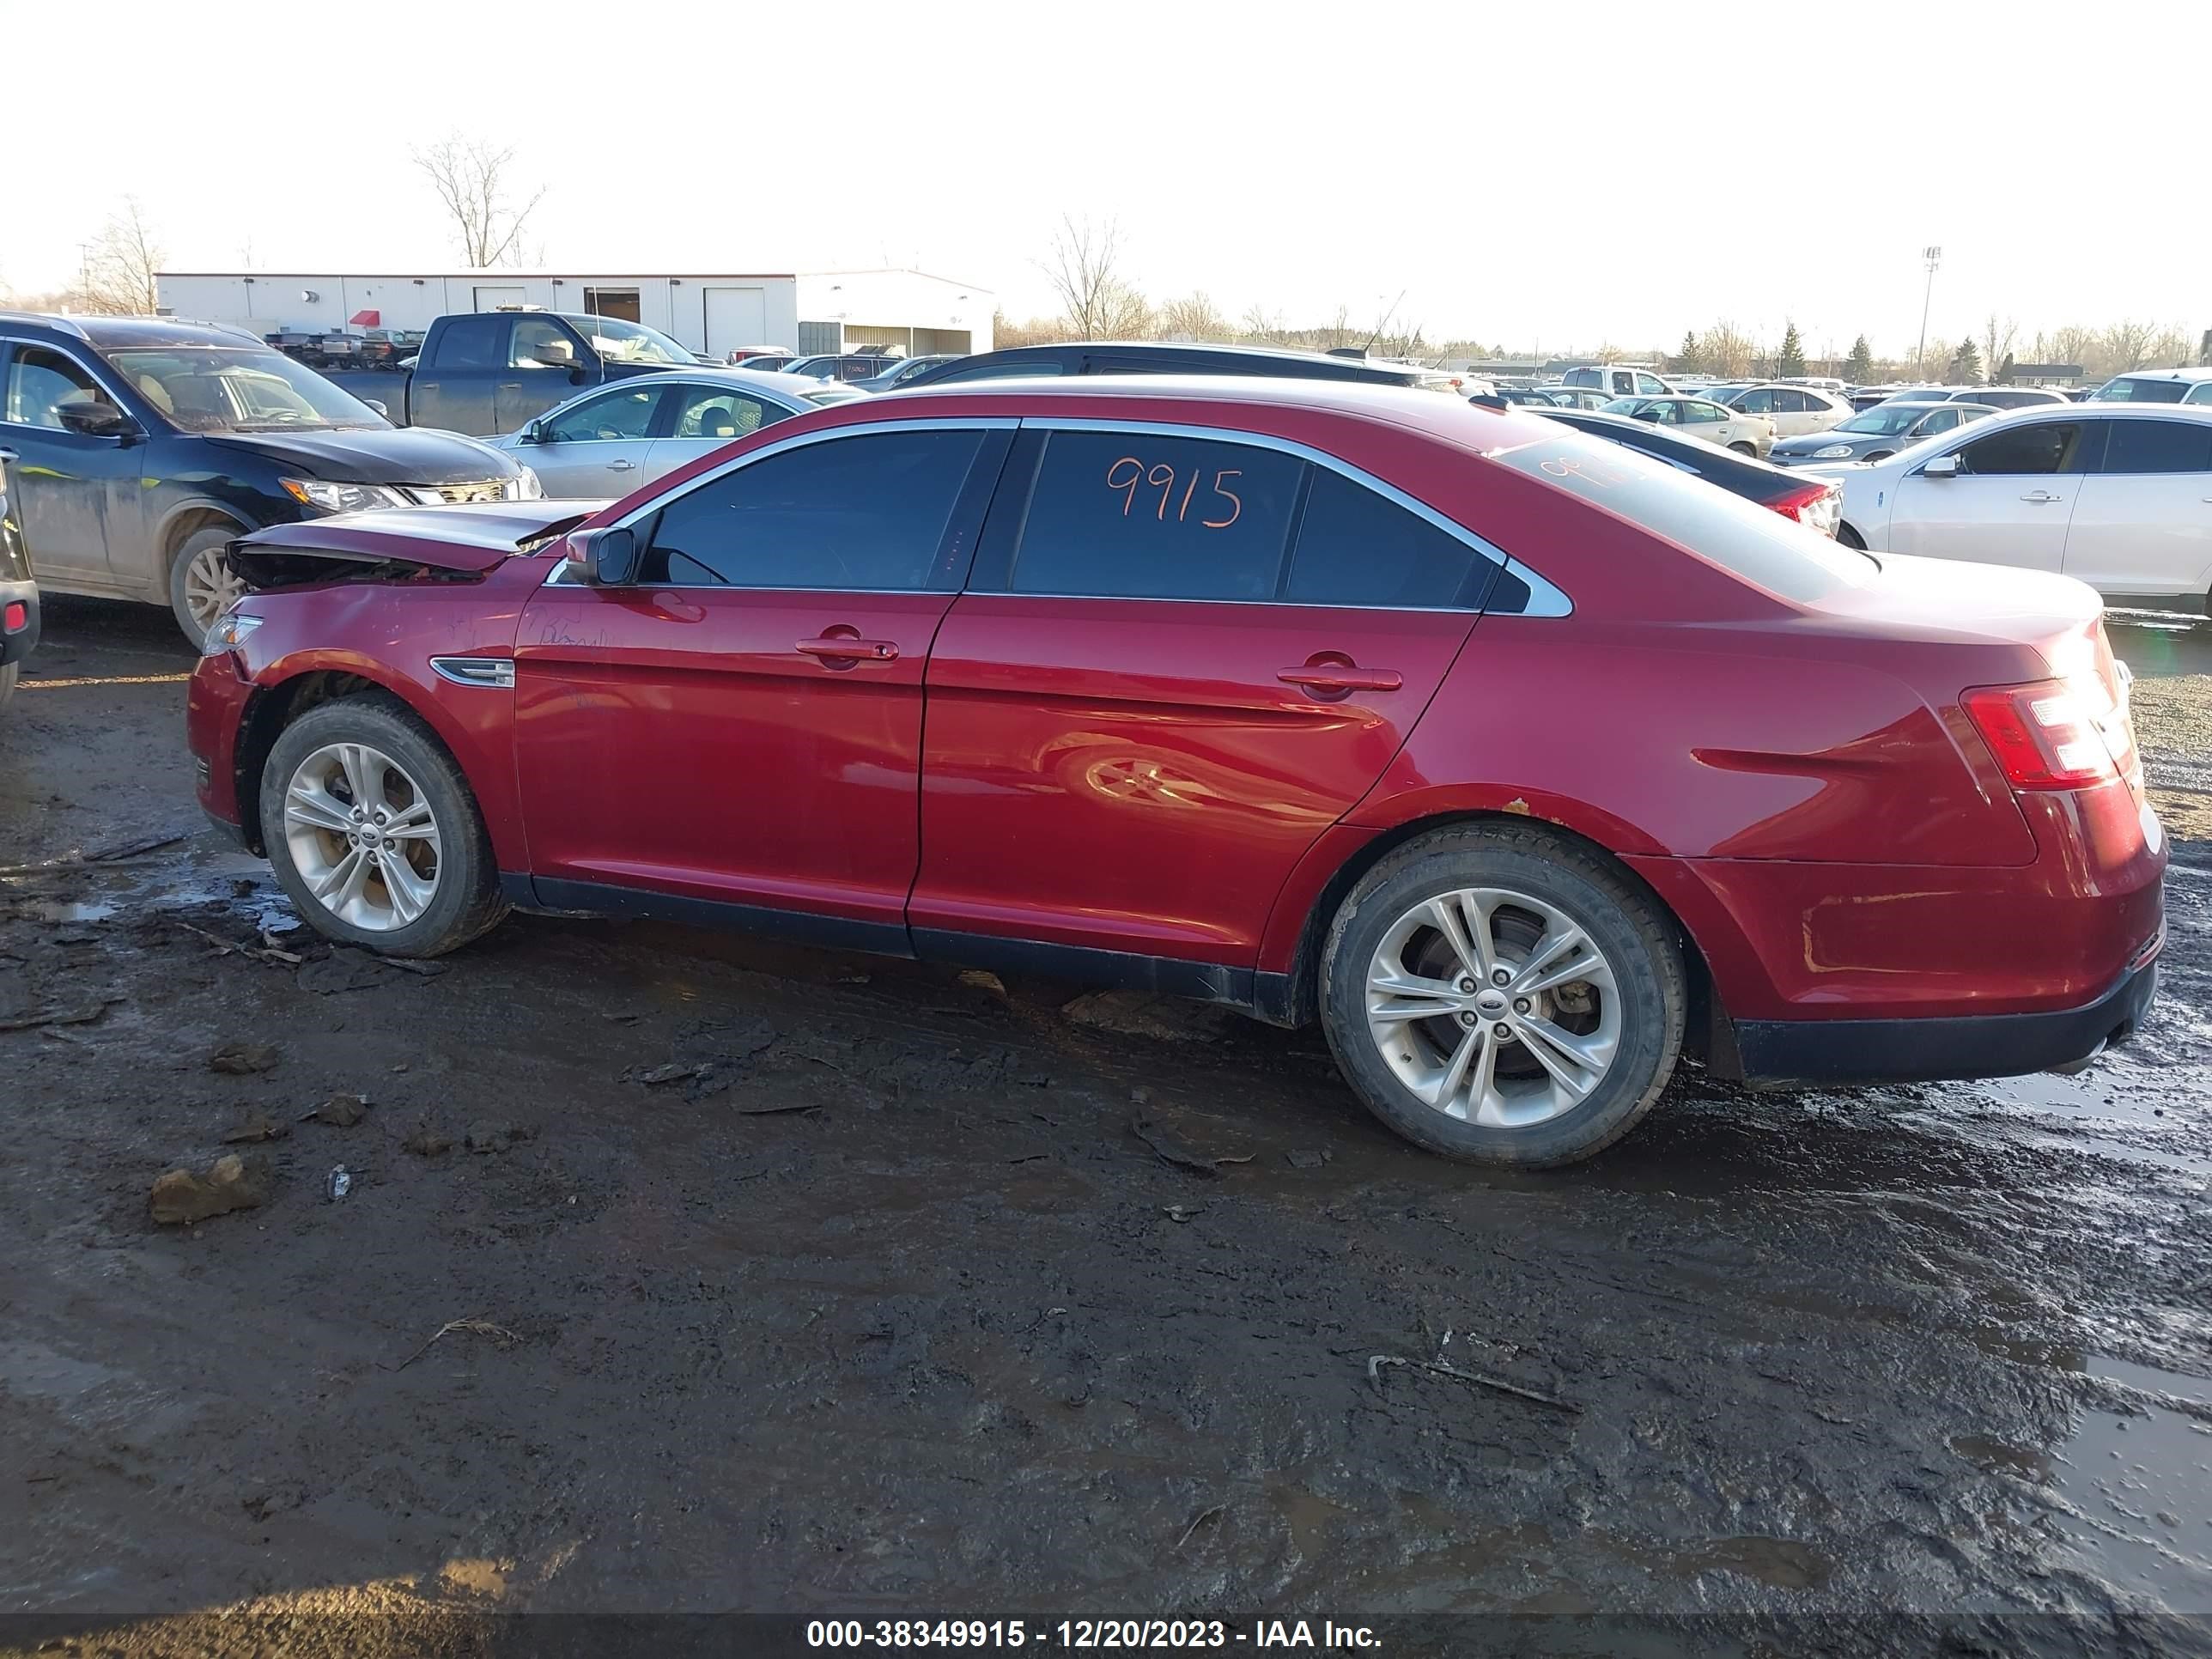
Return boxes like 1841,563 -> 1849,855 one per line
394,312 -> 707,436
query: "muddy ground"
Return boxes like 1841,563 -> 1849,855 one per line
2,599 -> 2208,1658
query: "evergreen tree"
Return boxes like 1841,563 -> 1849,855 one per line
1674,329 -> 1700,374
1948,337 -> 1984,382
1776,322 -> 1807,378
1843,335 -> 1875,382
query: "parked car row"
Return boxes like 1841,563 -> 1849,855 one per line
185,377 -> 2163,1174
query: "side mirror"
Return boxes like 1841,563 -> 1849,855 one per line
1923,453 -> 1963,478
567,526 -> 640,586
57,399 -> 137,440
517,419 -> 542,445
529,342 -> 576,369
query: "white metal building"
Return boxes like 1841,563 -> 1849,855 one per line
153,268 -> 993,359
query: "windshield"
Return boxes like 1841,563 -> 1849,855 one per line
569,316 -> 697,366
1837,404 -> 1940,435
2090,376 -> 2189,404
1489,428 -> 1875,602
105,348 -> 388,433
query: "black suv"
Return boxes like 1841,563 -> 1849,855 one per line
897,341 -> 1463,393
0,313 -> 533,643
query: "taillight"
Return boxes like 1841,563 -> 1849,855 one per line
1962,680 -> 2121,791
1771,482 -> 1841,537
2,601 -> 23,633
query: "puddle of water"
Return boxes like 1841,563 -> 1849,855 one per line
16,899 -> 115,924
2052,1357 -> 2212,1611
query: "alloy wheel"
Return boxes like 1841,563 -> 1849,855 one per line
281,743 -> 443,932
1364,886 -> 1621,1127
183,545 -> 246,634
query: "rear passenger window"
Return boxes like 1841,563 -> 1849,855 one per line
1007,430 -> 1301,600
1286,468 -> 1490,608
644,429 -> 984,590
2100,419 -> 2212,474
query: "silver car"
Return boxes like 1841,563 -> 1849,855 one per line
492,368 -> 861,496
1766,400 -> 1997,466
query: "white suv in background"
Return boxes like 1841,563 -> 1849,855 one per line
2089,368 -> 2212,406
1723,384 -> 1852,438
1559,364 -> 1676,399
1814,404 -> 2212,608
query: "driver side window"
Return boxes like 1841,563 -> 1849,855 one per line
543,386 -> 663,444
1956,422 -> 2082,475
3,347 -> 105,430
641,428 -> 987,590
510,319 -> 576,370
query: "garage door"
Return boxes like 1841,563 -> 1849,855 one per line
473,285 -> 528,311
704,287 -> 769,356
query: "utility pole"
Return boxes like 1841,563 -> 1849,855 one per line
1915,246 -> 1942,378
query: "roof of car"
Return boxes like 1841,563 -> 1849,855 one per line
0,312 -> 263,349
2102,367 -> 2212,382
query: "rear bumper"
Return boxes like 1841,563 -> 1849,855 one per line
1734,943 -> 2160,1084
0,577 -> 38,666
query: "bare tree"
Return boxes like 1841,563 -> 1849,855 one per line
1238,302 -> 1287,344
1157,291 -> 1230,342
1041,216 -> 1152,340
2146,325 -> 2195,368
77,198 -> 165,315
414,135 -> 546,268
1699,320 -> 1756,378
1981,313 -> 2018,381
2100,320 -> 2160,374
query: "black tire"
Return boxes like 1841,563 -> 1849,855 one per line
1729,441 -> 1758,457
0,661 -> 15,711
1318,823 -> 1686,1169
258,694 -> 507,958
1837,523 -> 1868,550
167,524 -> 246,647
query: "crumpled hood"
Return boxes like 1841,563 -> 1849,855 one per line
205,425 -> 516,483
232,501 -> 603,576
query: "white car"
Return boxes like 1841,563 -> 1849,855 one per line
1810,404 -> 2212,606
1722,384 -> 1852,438
2088,367 -> 2212,406
489,367 -> 860,496
1600,395 -> 1776,457
1559,364 -> 1677,399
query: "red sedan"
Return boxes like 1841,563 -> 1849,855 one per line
186,380 -> 2165,1167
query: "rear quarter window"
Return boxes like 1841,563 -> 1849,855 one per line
1490,429 -> 1872,604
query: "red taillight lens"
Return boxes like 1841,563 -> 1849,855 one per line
1962,680 -> 2120,791
1770,482 -> 1841,536
2,601 -> 23,633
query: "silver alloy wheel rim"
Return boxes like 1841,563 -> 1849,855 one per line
184,546 -> 246,634
282,743 -> 442,933
1364,886 -> 1621,1128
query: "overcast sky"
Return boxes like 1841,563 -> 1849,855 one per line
6,1 -> 2201,357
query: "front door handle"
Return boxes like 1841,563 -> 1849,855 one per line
2021,490 -> 2064,503
796,635 -> 900,663
1278,665 -> 1403,696
607,459 -> 637,471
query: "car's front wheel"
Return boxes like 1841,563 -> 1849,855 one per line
1319,823 -> 1686,1168
169,526 -> 247,647
259,696 -> 508,957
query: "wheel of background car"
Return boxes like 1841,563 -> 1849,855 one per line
0,661 -> 15,712
1836,524 -> 1867,550
258,695 -> 508,959
168,526 -> 247,646
1317,823 -> 1685,1169
1729,442 -> 1756,457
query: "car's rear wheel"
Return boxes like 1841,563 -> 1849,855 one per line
1319,824 -> 1685,1168
1729,441 -> 1757,457
259,696 -> 507,958
1837,523 -> 1867,550
168,526 -> 247,647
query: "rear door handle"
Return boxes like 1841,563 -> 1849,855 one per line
1278,665 -> 1403,694
2021,490 -> 2064,503
797,635 -> 900,663
607,459 -> 637,471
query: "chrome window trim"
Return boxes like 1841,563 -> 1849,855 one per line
593,411 -> 1567,617
1011,416 -> 1571,617
429,655 -> 516,690
607,416 -> 1020,534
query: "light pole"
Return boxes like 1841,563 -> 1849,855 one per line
1915,246 -> 1942,378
